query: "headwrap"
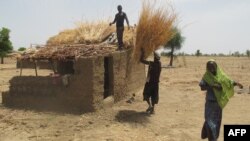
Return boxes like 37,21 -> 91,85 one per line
203,60 -> 234,109
154,51 -> 161,60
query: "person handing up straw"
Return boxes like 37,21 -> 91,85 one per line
140,49 -> 161,114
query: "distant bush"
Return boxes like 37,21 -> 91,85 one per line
195,50 -> 202,57
18,47 -> 26,51
246,50 -> 250,58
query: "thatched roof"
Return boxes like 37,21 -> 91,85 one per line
23,21 -> 136,61
20,44 -> 117,61
46,21 -> 135,47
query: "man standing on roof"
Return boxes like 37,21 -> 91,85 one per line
110,5 -> 130,50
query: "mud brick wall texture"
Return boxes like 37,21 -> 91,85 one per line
127,59 -> 146,94
2,49 -> 145,113
112,50 -> 145,102
63,57 -> 96,112
92,56 -> 105,110
3,58 -> 98,113
2,76 -> 66,111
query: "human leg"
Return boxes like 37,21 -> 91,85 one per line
150,83 -> 159,114
143,83 -> 152,112
116,27 -> 124,49
202,101 -> 222,140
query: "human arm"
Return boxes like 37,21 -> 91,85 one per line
124,13 -> 130,29
211,83 -> 223,91
199,80 -> 222,91
199,80 -> 210,91
140,48 -> 150,65
109,15 -> 117,26
233,81 -> 243,89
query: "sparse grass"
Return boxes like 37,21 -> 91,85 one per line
182,56 -> 187,67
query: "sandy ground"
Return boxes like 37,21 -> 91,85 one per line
0,56 -> 250,141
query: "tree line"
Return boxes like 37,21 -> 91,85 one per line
1,26 -> 249,66
162,50 -> 250,57
162,27 -> 250,67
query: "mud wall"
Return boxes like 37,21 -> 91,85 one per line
3,57 -> 101,113
92,56 -> 105,109
112,49 -> 145,102
2,76 -> 67,111
2,49 -> 145,113
127,59 -> 146,94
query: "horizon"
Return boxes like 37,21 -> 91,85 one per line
1,0 -> 250,54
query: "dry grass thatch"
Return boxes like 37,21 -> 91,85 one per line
133,0 -> 176,62
46,20 -> 135,47
47,29 -> 78,45
21,44 -> 117,61
75,21 -> 116,44
47,21 -> 116,45
123,27 -> 136,47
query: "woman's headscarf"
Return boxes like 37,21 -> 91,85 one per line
203,59 -> 234,109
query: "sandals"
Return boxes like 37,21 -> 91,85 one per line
146,106 -> 152,112
146,106 -> 155,114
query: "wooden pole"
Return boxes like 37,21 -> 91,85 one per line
34,61 -> 38,76
20,60 -> 23,76
50,60 -> 56,73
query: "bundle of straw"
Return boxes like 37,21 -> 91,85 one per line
47,20 -> 136,47
75,21 -> 115,44
123,26 -> 136,48
46,20 -> 117,46
133,0 -> 176,62
47,29 -> 78,45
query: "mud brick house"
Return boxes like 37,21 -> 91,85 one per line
2,44 -> 145,113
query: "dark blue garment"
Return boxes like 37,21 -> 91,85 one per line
199,80 -> 217,101
199,79 -> 222,141
202,101 -> 222,141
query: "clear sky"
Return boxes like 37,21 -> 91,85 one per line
0,0 -> 249,54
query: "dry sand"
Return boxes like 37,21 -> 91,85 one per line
0,56 -> 250,141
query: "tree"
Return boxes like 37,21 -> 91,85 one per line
233,51 -> 240,57
195,49 -> 202,57
246,50 -> 250,58
18,47 -> 26,51
164,27 -> 185,66
0,27 -> 13,64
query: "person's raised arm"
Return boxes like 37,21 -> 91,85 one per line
140,48 -> 150,65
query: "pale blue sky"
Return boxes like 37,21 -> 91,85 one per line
0,0 -> 250,54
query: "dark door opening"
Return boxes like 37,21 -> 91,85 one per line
57,61 -> 75,75
104,56 -> 114,99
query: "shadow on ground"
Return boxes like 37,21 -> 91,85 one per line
115,110 -> 150,124
0,103 -> 85,115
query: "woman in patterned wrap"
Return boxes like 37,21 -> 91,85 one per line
199,59 -> 243,141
